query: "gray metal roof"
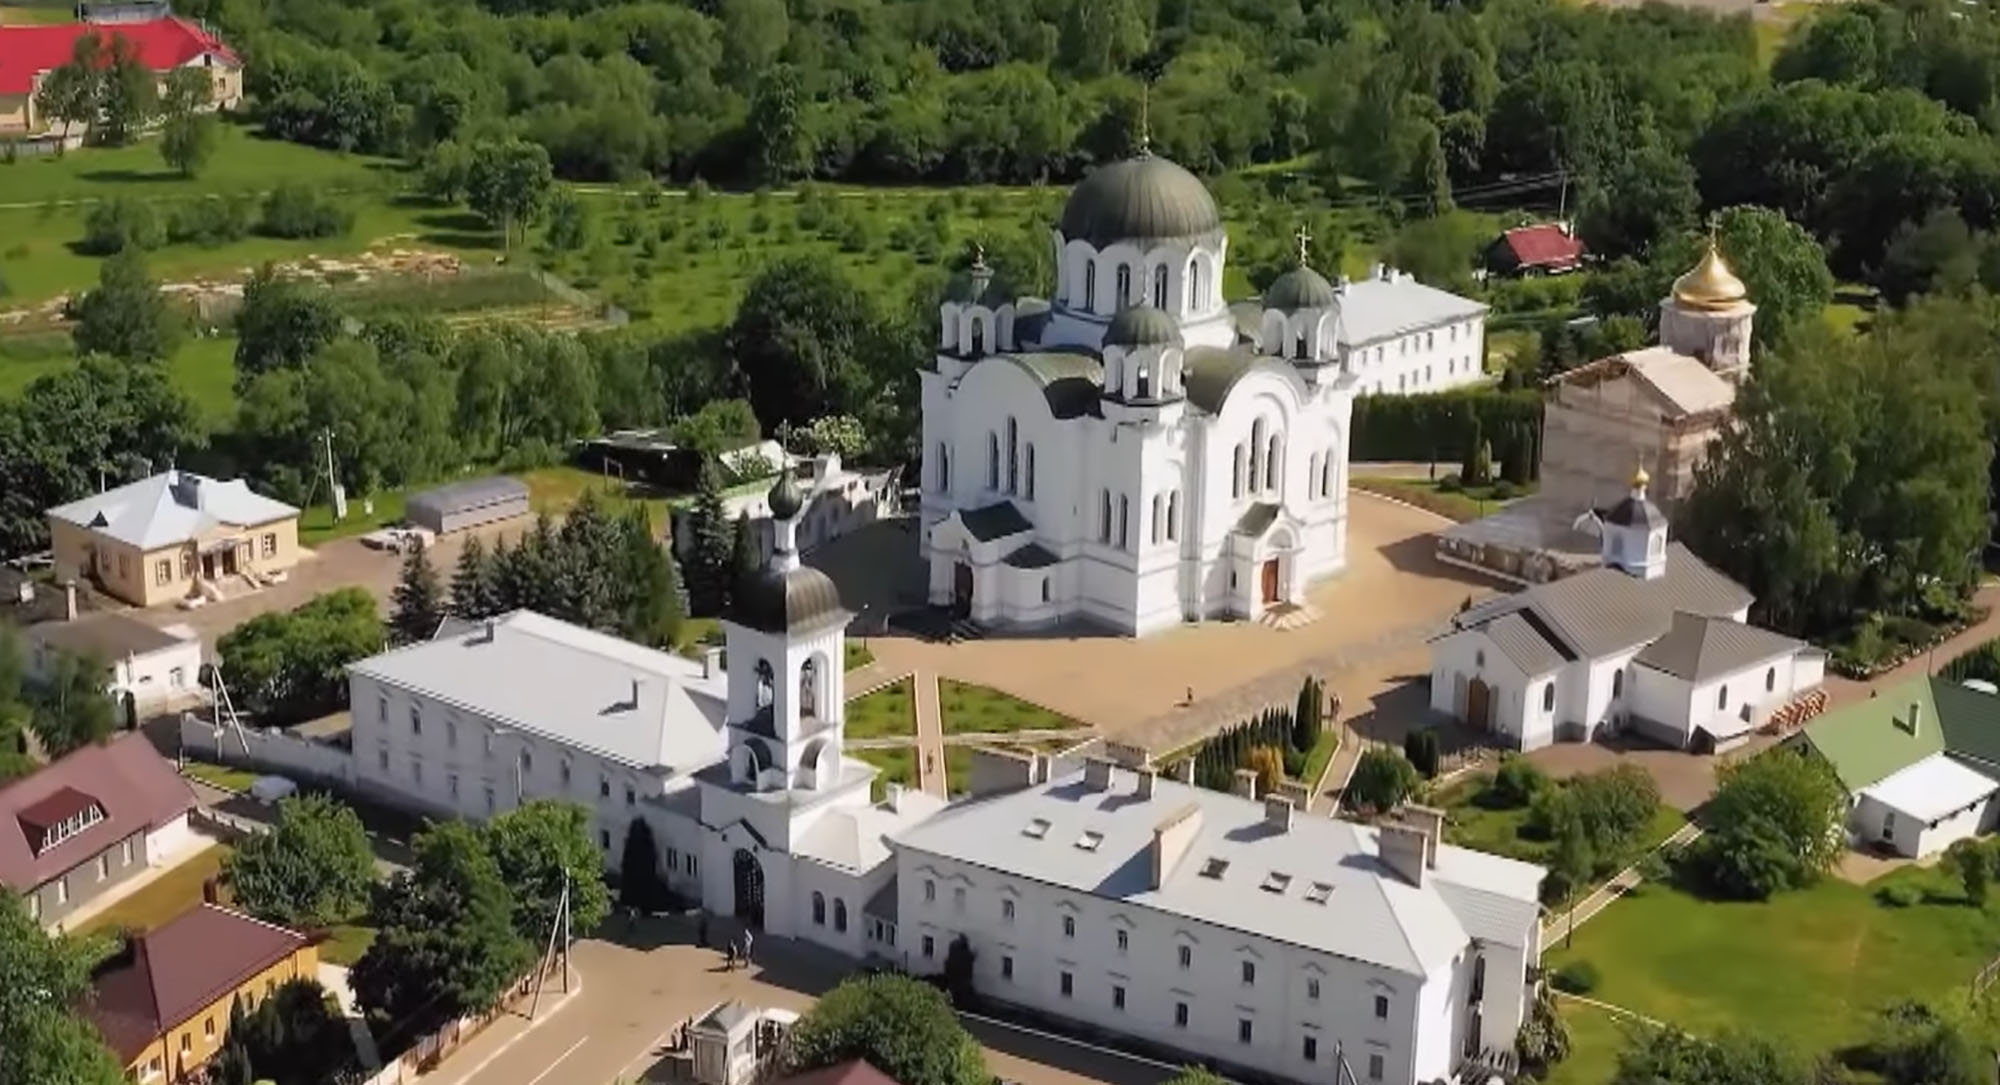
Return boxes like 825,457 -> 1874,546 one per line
1264,265 -> 1338,312
407,476 -> 528,517
28,613 -> 187,662
49,471 -> 298,550
1633,612 -> 1803,682
891,768 -> 1544,975
1235,502 -> 1280,538
1604,494 -> 1665,529
1104,304 -> 1183,348
733,565 -> 848,636
1183,346 -> 1293,415
999,353 -> 1103,419
1483,612 -> 1570,677
1332,275 -> 1487,347
1457,543 -> 1752,659
1058,156 -> 1222,248
347,610 -> 728,770
1002,542 -> 1061,569
960,502 -> 1033,542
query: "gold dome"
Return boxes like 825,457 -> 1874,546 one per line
1632,464 -> 1651,489
1672,243 -> 1748,311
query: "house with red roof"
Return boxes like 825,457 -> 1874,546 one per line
0,731 -> 197,929
1488,222 -> 1586,276
0,16 -> 239,135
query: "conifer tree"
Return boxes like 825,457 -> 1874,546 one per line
729,510 -> 759,611
450,535 -> 499,619
390,545 -> 444,645
684,458 -> 734,616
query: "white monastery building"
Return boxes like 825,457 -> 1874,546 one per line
1429,467 -> 1825,752
341,468 -> 1548,1085
918,149 -> 1487,636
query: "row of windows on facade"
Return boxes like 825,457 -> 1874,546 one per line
1352,323 -> 1476,364
26,835 -> 134,919
913,930 -> 1389,1077
809,891 -> 850,932
919,878 -> 1393,1006
1493,655 -> 1786,716
1065,260 -> 1207,315
376,745 -> 638,813
135,973 -> 286,1082
1229,426 -> 1339,504
34,801 -> 105,855
383,698 -> 646,800
1371,356 -> 1477,395
138,533 -> 282,586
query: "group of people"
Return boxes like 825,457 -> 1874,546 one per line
695,912 -> 755,970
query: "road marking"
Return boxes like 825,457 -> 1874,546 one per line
432,970 -> 584,1085
526,1036 -> 589,1085
614,1027 -> 675,1083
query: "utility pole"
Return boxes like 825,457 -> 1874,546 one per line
529,872 -> 571,1018
323,429 -> 347,523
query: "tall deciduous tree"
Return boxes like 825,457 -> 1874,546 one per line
30,650 -> 115,757
786,974 -> 989,1085
0,894 -> 125,1085
482,800 -> 612,943
1344,748 -> 1420,814
350,822 -> 533,1040
159,67 -> 216,177
224,794 -> 377,928
233,266 -> 344,386
390,545 -> 445,646
466,139 -> 554,249
70,249 -> 182,364
94,33 -> 157,147
1690,749 -> 1846,899
724,256 -> 893,433
216,588 -> 383,726
34,35 -> 98,148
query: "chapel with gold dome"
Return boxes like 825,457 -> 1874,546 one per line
1659,239 -> 1756,383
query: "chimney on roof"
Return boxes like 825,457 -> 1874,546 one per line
1263,794 -> 1294,833
1136,768 -> 1157,800
1150,803 -> 1202,890
703,647 -> 723,680
884,783 -> 904,812
482,618 -> 497,643
1084,758 -> 1115,791
1232,767 -> 1258,799
1380,822 -> 1428,888
1400,804 -> 1445,869
1909,702 -> 1922,737
63,580 -> 77,622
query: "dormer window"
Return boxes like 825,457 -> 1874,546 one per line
1305,882 -> 1333,904
1199,857 -> 1229,879
1076,831 -> 1104,852
1023,818 -> 1051,839
1260,871 -> 1292,894
20,787 -> 106,856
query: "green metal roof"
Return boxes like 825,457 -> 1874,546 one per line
1800,677 -> 1950,792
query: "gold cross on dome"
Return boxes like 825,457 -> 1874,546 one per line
1138,84 -> 1152,155
1295,225 -> 1312,265
971,241 -> 986,270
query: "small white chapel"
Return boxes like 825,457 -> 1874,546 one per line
916,147 -> 1487,636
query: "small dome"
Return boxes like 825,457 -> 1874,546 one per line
733,564 -> 846,635
1059,156 -> 1222,248
1672,243 -> 1748,311
1632,465 -> 1651,489
1264,265 -> 1339,312
1104,304 -> 1183,348
767,471 -> 804,521
1605,494 -> 1665,530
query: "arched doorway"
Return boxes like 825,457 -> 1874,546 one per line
1260,558 -> 1280,604
1466,678 -> 1492,731
952,562 -> 973,617
732,849 -> 765,929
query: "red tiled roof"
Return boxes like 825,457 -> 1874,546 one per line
777,1061 -> 903,1085
1498,224 -> 1585,269
88,904 -> 310,1064
16,784 -> 100,833
0,732 -> 194,891
0,17 -> 238,96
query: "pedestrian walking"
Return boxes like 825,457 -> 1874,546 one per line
697,912 -> 709,947
742,929 -> 754,962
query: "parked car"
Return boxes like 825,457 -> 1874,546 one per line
360,526 -> 435,553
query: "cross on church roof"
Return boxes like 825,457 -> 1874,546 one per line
1138,84 -> 1152,157
971,241 -> 987,271
1294,225 -> 1312,266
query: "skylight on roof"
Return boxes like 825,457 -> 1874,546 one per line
1261,871 -> 1292,894
1199,857 -> 1229,879
1022,818 -> 1051,839
1076,831 -> 1104,852
1304,882 -> 1333,904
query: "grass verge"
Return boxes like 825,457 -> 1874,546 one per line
937,679 -> 1083,736
846,678 -> 915,741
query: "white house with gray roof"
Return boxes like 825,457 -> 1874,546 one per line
888,759 -> 1543,1085
1429,468 -> 1824,751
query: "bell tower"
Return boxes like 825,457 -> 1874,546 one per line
1660,232 -> 1756,384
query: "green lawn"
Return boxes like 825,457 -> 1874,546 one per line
320,922 -> 378,966
0,333 -> 239,429
937,679 -> 1083,736
1299,729 -> 1341,789
521,465 -> 673,529
845,678 -> 915,740
75,844 -> 232,937
845,641 -> 874,671
297,489 -> 408,547
1542,865 -> 2000,1056
850,746 -> 915,801
1545,1000 -> 1641,1085
182,759 -> 257,793
946,746 -> 973,797
1434,773 -> 1685,891
1352,476 -> 1533,524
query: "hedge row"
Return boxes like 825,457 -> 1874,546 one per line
1351,388 -> 1543,471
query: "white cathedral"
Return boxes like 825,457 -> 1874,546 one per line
918,151 -> 1488,636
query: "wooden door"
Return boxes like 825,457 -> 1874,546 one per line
1260,558 -> 1280,604
1466,678 -> 1492,731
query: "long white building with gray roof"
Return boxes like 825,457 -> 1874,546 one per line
888,758 -> 1543,1085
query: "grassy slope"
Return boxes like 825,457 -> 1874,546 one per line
1545,1001 -> 1639,1085
845,678 -> 915,741
936,678 -> 1083,735
1541,865 -> 1999,1055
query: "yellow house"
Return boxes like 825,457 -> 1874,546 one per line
48,470 -> 302,608
87,903 -> 319,1083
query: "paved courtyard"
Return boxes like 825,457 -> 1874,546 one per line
818,493 -> 1506,756
434,918 -> 1172,1085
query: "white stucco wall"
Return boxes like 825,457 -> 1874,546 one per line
1342,316 -> 1486,396
1852,791 -> 1997,859
144,811 -> 197,866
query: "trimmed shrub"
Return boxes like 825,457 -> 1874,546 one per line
1489,755 -> 1548,808
1876,883 -> 1922,908
1550,960 -> 1599,995
79,197 -> 162,255
259,181 -> 354,239
1404,730 -> 1441,778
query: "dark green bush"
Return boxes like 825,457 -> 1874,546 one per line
80,197 -> 161,255
1551,961 -> 1599,995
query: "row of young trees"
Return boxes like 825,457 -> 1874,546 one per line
1182,677 -> 1327,793
34,34 -> 216,172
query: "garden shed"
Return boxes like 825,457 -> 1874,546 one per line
406,476 -> 530,535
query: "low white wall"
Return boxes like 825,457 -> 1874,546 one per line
178,713 -> 356,786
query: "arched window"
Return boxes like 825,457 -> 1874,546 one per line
1151,494 -> 1164,544
1136,365 -> 1152,399
987,432 -> 1000,490
1152,265 -> 1168,309
1295,333 -> 1309,360
1766,667 -> 1776,692
1041,578 -> 1051,602
1542,684 -> 1555,712
1250,420 -> 1266,487
1308,453 -> 1321,499
1320,451 -> 1332,497
1232,444 -> 1246,498
1266,435 -> 1281,490
1117,494 -> 1130,550
1083,259 -> 1097,311
1025,444 -> 1037,500
812,892 -> 826,925
935,442 -> 950,493
1116,264 -> 1132,305
834,898 -> 848,932
1612,670 -> 1624,699
969,319 -> 985,356
799,657 -> 820,720
1188,261 -> 1203,310
1099,490 -> 1112,543
1006,418 -> 1019,494
755,660 -> 774,711
1167,490 -> 1180,541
